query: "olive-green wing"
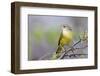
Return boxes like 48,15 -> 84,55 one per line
58,32 -> 63,46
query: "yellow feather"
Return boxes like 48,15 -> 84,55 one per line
51,26 -> 73,59
61,30 -> 73,46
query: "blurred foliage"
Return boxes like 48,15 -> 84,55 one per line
45,27 -> 59,45
73,32 -> 80,41
28,25 -> 88,60
73,31 -> 88,41
80,31 -> 88,41
31,26 -> 44,44
29,25 -> 88,46
29,25 -> 59,46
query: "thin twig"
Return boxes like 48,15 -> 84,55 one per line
74,45 -> 88,50
59,38 -> 88,59
72,39 -> 81,47
39,38 -> 87,60
59,39 -> 81,59
65,53 -> 88,58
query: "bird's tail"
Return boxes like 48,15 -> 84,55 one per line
51,46 -> 62,60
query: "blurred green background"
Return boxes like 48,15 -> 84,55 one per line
28,15 -> 88,60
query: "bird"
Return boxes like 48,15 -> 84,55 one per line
51,25 -> 73,59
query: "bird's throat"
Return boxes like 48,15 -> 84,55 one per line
63,30 -> 72,39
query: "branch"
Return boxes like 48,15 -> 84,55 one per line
39,45 -> 67,60
39,37 -> 87,60
59,39 -> 88,59
72,39 -> 81,47
59,39 -> 81,59
74,45 -> 88,50
64,53 -> 88,58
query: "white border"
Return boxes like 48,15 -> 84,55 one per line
20,7 -> 95,70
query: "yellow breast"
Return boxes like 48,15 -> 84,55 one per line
63,30 -> 73,39
61,30 -> 73,45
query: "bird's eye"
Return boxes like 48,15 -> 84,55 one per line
63,25 -> 66,28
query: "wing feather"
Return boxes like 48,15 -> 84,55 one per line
58,32 -> 62,45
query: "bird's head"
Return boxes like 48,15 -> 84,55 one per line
62,25 -> 72,31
